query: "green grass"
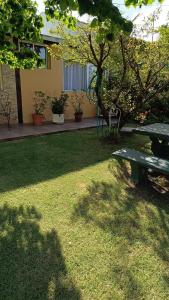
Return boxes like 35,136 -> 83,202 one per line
0,129 -> 169,300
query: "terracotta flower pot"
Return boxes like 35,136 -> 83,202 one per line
32,113 -> 44,126
74,112 -> 83,122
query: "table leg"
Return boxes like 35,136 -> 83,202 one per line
130,162 -> 147,185
150,137 -> 169,159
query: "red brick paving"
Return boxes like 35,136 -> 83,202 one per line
0,118 -> 99,142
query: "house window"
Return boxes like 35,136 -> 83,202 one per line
34,45 -> 47,69
19,42 -> 48,69
0,65 -> 3,90
63,63 -> 97,91
64,63 -> 88,91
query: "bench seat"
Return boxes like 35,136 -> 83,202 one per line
112,148 -> 169,184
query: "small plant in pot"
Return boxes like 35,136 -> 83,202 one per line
32,91 -> 47,125
50,92 -> 69,124
74,102 -> 83,122
72,92 -> 84,122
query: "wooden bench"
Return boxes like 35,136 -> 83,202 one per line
112,148 -> 169,184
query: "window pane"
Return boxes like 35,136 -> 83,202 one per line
34,45 -> 46,60
64,64 -> 69,90
34,45 -> 47,69
81,65 -> 87,90
64,63 -> 87,90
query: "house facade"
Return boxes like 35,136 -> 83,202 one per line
0,22 -> 96,125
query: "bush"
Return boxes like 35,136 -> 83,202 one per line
135,92 -> 169,124
49,92 -> 69,115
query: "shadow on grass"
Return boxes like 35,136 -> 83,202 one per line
72,161 -> 169,297
0,204 -> 81,300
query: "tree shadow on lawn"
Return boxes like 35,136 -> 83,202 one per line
72,162 -> 169,298
0,204 -> 81,300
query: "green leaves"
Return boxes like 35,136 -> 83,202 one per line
125,0 -> 164,6
91,18 -> 99,28
0,0 -> 43,68
45,0 -> 133,36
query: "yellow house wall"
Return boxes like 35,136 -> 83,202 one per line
20,57 -> 96,124
20,57 -> 62,123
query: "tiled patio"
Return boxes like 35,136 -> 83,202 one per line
0,118 -> 101,142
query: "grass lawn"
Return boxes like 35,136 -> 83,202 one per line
0,129 -> 169,300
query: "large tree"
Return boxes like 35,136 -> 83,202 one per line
45,0 -> 164,24
45,0 -> 164,16
49,1 -> 169,124
46,0 -> 133,123
45,0 -> 133,34
103,9 -> 169,124
0,0 -> 43,68
48,23 -> 131,123
110,35 -> 169,117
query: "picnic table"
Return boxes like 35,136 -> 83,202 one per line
133,123 -> 169,159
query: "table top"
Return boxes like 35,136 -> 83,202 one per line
133,123 -> 169,141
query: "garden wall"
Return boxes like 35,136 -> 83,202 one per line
0,64 -> 18,125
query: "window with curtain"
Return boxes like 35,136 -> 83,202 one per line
64,63 -> 88,91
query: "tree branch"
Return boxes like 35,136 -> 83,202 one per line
102,44 -> 111,63
115,35 -> 128,103
88,33 -> 99,65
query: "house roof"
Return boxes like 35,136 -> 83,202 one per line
40,13 -> 87,43
41,13 -> 60,37
41,34 -> 61,44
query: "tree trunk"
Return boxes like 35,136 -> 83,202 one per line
95,68 -> 109,125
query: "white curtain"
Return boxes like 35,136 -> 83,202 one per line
64,63 -> 87,90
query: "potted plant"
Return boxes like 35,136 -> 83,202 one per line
50,92 -> 69,124
72,92 -> 84,122
32,91 -> 47,125
74,102 -> 83,122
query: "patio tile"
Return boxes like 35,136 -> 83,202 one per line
0,118 -> 99,142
